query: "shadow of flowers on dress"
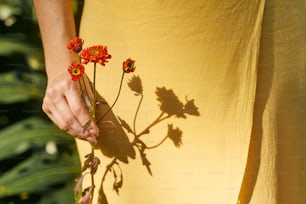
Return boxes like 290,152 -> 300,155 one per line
94,75 -> 200,204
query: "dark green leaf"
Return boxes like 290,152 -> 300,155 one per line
38,181 -> 76,204
0,117 -> 73,160
0,72 -> 45,104
0,152 -> 80,198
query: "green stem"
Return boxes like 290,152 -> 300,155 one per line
92,63 -> 97,121
90,63 -> 97,201
81,76 -> 91,107
97,71 -> 125,123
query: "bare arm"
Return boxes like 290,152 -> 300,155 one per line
34,0 -> 76,78
34,0 -> 98,143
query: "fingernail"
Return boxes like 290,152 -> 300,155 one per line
87,137 -> 97,144
89,128 -> 97,135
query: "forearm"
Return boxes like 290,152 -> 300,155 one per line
34,0 -> 78,79
33,0 -> 98,141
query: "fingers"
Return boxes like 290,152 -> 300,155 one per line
65,82 -> 98,134
42,78 -> 98,143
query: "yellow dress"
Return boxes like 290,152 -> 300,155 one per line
77,0 -> 306,203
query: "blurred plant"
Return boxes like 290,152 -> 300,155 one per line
0,0 -> 82,203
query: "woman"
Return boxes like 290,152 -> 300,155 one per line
34,0 -> 306,203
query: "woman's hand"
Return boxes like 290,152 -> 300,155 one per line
33,0 -> 99,142
42,73 -> 99,143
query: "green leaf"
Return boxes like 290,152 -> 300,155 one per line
0,117 -> 73,160
0,152 -> 80,198
0,72 -> 45,104
0,36 -> 29,55
0,36 -> 45,71
38,181 -> 76,204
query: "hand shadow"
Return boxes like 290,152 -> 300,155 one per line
94,101 -> 136,164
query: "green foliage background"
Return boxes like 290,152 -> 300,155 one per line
0,0 -> 83,203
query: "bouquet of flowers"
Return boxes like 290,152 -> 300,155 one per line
67,37 -> 135,204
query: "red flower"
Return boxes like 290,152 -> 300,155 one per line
122,58 -> 136,73
68,61 -> 85,81
80,45 -> 111,66
67,37 -> 84,53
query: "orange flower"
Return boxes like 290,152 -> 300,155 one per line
68,61 -> 85,81
122,58 -> 136,73
80,45 -> 111,66
67,37 -> 84,53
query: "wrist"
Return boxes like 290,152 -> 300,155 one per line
45,52 -> 80,80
